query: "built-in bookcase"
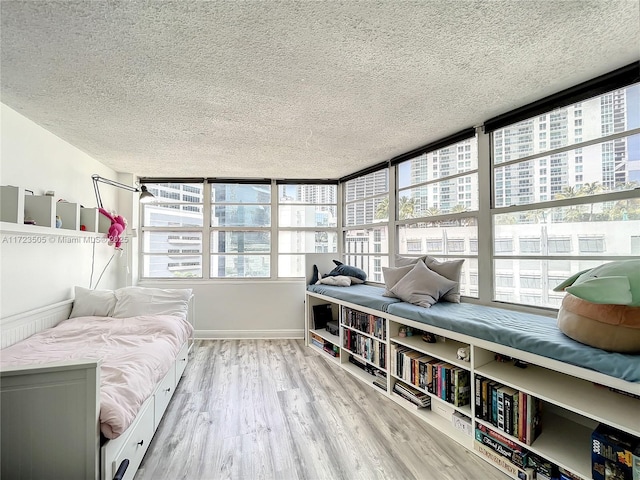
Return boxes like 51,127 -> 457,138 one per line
304,289 -> 640,480
0,185 -> 109,236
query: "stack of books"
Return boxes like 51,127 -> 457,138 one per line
392,382 -> 431,408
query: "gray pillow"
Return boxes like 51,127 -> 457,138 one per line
382,264 -> 415,297
70,286 -> 117,318
424,257 -> 465,303
394,254 -> 428,267
389,261 -> 457,308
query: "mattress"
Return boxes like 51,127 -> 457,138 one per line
307,283 -> 402,312
0,314 -> 193,438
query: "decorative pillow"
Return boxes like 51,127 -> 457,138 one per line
113,286 -> 192,319
382,264 -> 415,297
394,254 -> 428,267
553,259 -> 640,306
424,257 -> 464,303
557,293 -> 640,353
317,275 -> 351,287
69,286 -> 117,318
389,261 -> 457,308
324,261 -> 367,282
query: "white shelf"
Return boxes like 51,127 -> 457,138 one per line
388,392 -> 471,448
0,221 -> 104,238
309,342 -> 340,364
341,323 -> 385,342
341,361 -> 382,387
390,372 -> 472,417
309,328 -> 339,345
390,335 -> 471,371
476,360 -> 640,436
342,347 -> 386,372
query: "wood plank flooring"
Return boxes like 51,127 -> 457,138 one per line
135,340 -> 508,480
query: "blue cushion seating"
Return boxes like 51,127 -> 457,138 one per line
307,284 -> 402,312
307,284 -> 640,383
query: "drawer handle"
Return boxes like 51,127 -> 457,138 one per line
113,459 -> 129,480
137,439 -> 144,447
164,387 -> 171,393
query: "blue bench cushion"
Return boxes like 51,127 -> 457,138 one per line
307,284 -> 402,312
386,301 -> 640,383
307,283 -> 640,383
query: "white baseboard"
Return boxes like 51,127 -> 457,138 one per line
195,329 -> 304,340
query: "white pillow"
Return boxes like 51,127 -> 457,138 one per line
424,257 -> 465,303
70,286 -> 117,318
113,287 -> 192,319
316,276 -> 351,287
394,254 -> 428,267
389,261 -> 457,308
382,264 -> 415,297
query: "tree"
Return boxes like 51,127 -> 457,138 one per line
579,182 -> 603,221
398,196 -> 417,220
375,197 -> 389,220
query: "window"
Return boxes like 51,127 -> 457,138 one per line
278,183 -> 338,277
547,236 -> 571,254
396,135 -> 479,297
578,235 -> 605,253
494,238 -> 513,254
491,82 -> 640,307
406,239 -> 422,252
211,182 -> 271,278
141,182 -> 204,278
343,169 -> 389,279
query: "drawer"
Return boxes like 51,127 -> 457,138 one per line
111,399 -> 154,480
153,367 -> 176,430
175,341 -> 189,381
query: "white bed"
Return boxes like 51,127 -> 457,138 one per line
0,286 -> 195,480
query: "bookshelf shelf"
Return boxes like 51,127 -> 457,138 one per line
342,347 -> 386,373
305,284 -> 639,480
475,359 -> 640,436
309,328 -> 339,346
388,392 -> 471,448
390,335 -> 471,371
309,342 -> 340,364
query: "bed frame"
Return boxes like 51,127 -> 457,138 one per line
0,297 -> 195,480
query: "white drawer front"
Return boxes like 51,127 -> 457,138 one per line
175,342 -> 189,381
154,367 -> 176,430
112,400 -> 154,480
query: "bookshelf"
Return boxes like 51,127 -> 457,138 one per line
305,288 -> 640,480
0,185 -> 109,237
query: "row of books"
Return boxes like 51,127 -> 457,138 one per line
474,375 -> 542,445
475,423 -> 580,480
343,329 -> 386,368
389,343 -> 471,407
348,354 -> 385,380
342,307 -> 386,340
310,333 -> 340,357
393,381 -> 431,408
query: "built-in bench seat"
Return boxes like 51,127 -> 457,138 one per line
307,283 -> 640,383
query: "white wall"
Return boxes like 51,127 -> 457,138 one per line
0,104 -> 124,317
139,280 -> 306,338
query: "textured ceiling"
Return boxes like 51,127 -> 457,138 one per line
1,1 -> 639,180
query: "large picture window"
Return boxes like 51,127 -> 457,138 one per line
210,182 -> 271,278
491,83 -> 640,308
140,182 -> 204,278
277,182 -> 338,277
395,135 -> 479,298
343,169 -> 389,282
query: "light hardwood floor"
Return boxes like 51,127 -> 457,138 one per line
135,340 -> 508,480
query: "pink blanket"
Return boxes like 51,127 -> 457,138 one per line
0,315 -> 193,439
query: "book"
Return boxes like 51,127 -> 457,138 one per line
475,428 -> 529,468
500,386 -> 518,435
473,442 -> 534,480
452,368 -> 471,407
